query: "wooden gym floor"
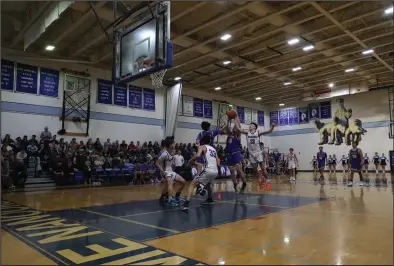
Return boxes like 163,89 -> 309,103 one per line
1,172 -> 393,265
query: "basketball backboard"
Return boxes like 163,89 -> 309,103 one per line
113,1 -> 172,86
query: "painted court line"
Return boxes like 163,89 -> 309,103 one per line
76,208 -> 181,233
2,225 -> 68,265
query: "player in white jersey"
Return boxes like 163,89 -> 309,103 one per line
239,122 -> 275,186
156,138 -> 186,207
287,148 -> 299,182
183,135 -> 219,210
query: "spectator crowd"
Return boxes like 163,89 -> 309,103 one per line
1,127 -> 240,190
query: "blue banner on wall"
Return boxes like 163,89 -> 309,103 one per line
143,88 -> 155,111
270,111 -> 278,126
320,101 -> 332,119
299,107 -> 309,124
203,100 -> 212,119
1,59 -> 14,91
193,98 -> 204,117
97,79 -> 113,104
114,86 -> 127,107
39,68 -> 59,97
129,86 -> 142,109
309,103 -> 320,120
279,109 -> 289,126
288,108 -> 299,125
16,63 -> 38,94
258,111 -> 264,126
237,106 -> 245,123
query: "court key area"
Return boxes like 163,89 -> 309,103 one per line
2,175 -> 393,265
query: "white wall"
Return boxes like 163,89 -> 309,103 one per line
268,90 -> 391,170
1,56 -> 165,143
1,55 -> 269,146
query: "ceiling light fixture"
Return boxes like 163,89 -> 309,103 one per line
362,49 -> 374,55
328,82 -> 334,88
279,103 -> 285,106
255,97 -> 262,101
303,45 -> 314,51
292,66 -> 302,72
384,6 -> 393,14
284,82 -> 292,86
345,68 -> 355,73
223,60 -> 231,65
220,33 -> 232,41
214,87 -> 222,91
45,45 -> 55,51
174,77 -> 181,81
287,38 -> 299,45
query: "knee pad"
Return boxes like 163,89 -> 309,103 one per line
195,182 -> 207,196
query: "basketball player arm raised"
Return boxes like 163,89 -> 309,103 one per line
258,123 -> 276,136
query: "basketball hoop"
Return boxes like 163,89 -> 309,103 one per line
150,69 -> 167,88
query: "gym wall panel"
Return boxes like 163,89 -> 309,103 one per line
267,90 -> 390,170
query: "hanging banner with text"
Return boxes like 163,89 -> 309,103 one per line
203,100 -> 212,119
279,109 -> 289,126
237,106 -> 245,123
309,103 -> 320,120
128,86 -> 142,109
1,59 -> 14,91
299,107 -> 309,124
288,108 -> 299,125
244,108 -> 252,124
143,88 -> 155,111
16,63 -> 38,94
270,111 -> 279,126
320,101 -> 332,119
114,86 -> 127,107
97,79 -> 113,104
183,96 -> 193,116
252,109 -> 258,123
193,98 -> 204,117
258,111 -> 264,126
39,68 -> 59,97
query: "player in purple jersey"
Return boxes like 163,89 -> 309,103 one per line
195,121 -> 223,175
316,146 -> 327,182
347,142 -> 368,187
224,114 -> 247,193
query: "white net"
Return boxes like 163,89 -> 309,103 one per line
150,69 -> 167,88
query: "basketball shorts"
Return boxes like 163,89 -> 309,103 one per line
288,162 -> 296,169
197,169 -> 218,185
318,161 -> 325,169
226,152 -> 242,166
164,171 -> 177,181
249,152 -> 263,164
350,164 -> 362,171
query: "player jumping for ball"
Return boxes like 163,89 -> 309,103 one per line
224,111 -> 247,193
239,122 -> 275,189
183,135 -> 219,210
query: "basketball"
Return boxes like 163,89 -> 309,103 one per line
226,109 -> 237,119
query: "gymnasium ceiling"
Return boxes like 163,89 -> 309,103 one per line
1,1 -> 393,106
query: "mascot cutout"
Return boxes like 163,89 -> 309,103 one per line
315,98 -> 364,146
